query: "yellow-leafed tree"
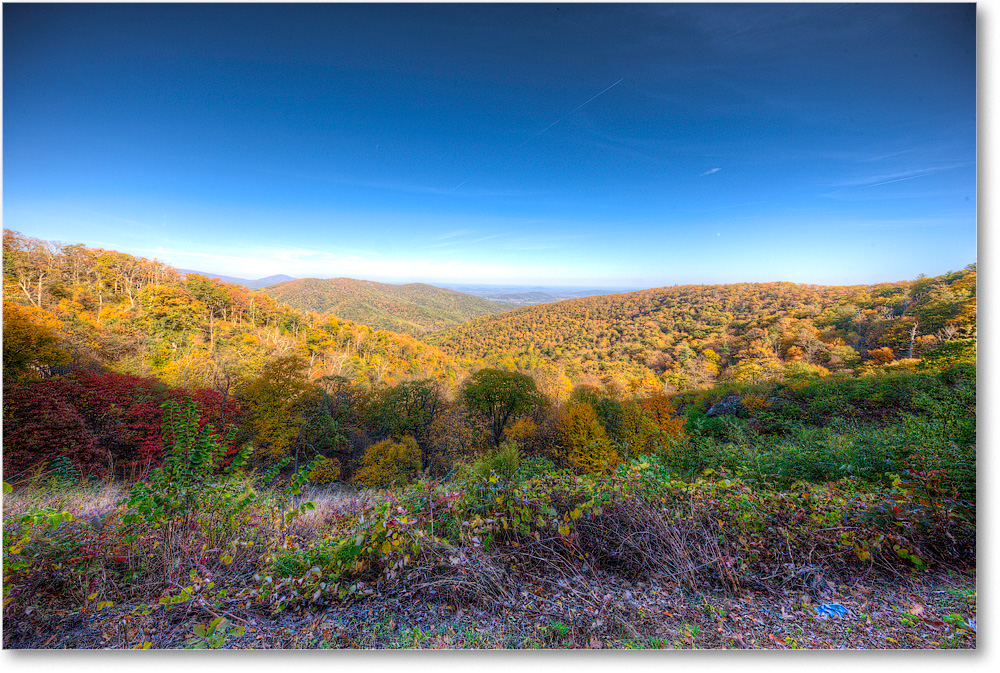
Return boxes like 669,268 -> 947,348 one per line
236,355 -> 311,463
2,301 -> 69,382
563,402 -> 620,475
618,399 -> 656,458
352,436 -> 421,489
308,456 -> 342,484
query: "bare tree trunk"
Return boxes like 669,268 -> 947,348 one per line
18,278 -> 38,307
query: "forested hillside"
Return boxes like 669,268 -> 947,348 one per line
3,226 -> 976,489
426,274 -> 976,390
262,277 -> 516,335
2,230 -> 461,392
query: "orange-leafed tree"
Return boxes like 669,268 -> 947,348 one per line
640,392 -> 686,438
2,301 -> 69,383
868,346 -> 897,366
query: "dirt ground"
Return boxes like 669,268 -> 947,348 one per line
3,561 -> 976,650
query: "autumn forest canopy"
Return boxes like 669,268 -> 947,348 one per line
1,228 -> 976,487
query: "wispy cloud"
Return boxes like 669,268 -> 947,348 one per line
701,167 -> 722,176
840,217 -> 967,229
438,229 -> 473,240
831,163 -> 970,189
244,164 -> 541,198
419,232 -> 506,251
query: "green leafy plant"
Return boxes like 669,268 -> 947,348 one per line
943,613 -> 974,631
680,623 -> 700,649
184,616 -> 245,649
121,398 -> 250,574
540,619 -> 570,646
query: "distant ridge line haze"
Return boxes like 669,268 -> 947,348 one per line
179,269 -> 636,305
177,269 -> 298,290
432,282 -> 642,306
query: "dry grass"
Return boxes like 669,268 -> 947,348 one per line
2,474 -> 978,650
286,484 -> 387,535
0,480 -> 383,540
2,481 -> 126,518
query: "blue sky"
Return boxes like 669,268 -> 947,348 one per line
3,3 -> 977,288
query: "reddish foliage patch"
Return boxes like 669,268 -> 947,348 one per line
3,372 -> 241,481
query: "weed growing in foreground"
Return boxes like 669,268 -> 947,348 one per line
184,616 -> 246,649
122,397 -> 323,578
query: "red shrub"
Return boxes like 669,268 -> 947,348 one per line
3,372 -> 243,481
2,380 -> 107,479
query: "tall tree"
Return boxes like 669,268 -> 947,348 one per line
562,402 -> 620,475
236,355 -> 312,464
2,302 -> 69,382
460,368 -> 544,447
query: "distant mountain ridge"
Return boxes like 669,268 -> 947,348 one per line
178,269 -> 297,289
178,271 -> 635,305
433,283 -> 638,306
260,277 -> 518,336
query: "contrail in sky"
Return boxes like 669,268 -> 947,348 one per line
445,179 -> 469,194
513,78 -> 625,150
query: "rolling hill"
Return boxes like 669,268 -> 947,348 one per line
261,277 -> 518,335
425,273 -> 976,385
178,269 -> 297,289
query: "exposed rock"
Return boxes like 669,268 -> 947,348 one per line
706,396 -> 744,417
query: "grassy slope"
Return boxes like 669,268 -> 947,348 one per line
262,278 -> 518,335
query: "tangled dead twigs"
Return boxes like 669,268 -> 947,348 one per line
572,501 -> 743,594
575,503 -> 667,580
410,547 -> 518,607
404,535 -> 644,640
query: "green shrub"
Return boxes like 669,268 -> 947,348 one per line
121,398 -> 321,576
516,455 -> 557,481
475,440 -> 522,482
455,441 -> 525,516
122,399 -> 254,569
272,544 -> 337,578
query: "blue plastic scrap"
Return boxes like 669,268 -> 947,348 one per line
815,603 -> 850,620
